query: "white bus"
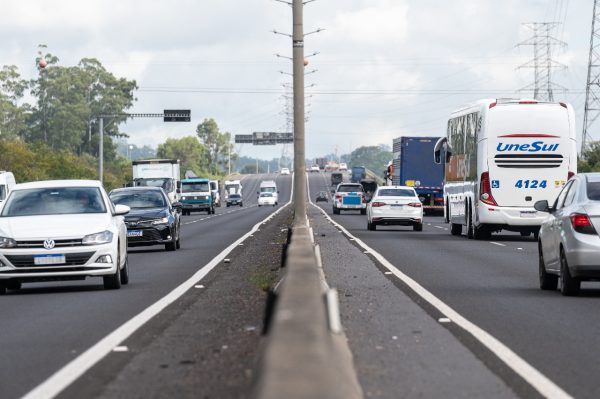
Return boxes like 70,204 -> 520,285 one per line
434,98 -> 577,239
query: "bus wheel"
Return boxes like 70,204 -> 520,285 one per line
451,223 -> 462,236
466,205 -> 474,239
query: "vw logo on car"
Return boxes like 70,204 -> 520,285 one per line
43,239 -> 55,250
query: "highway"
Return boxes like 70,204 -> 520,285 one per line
308,171 -> 600,399
1,173 -> 292,399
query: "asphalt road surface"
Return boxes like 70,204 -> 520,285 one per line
1,173 -> 291,399
309,171 -> 600,399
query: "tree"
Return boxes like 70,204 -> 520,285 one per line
0,65 -> 30,141
348,145 -> 392,175
579,141 -> 600,172
196,118 -> 235,174
157,136 -> 207,176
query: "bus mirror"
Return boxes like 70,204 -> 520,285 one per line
433,137 -> 448,164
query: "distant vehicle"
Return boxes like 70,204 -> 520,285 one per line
350,166 -> 366,183
339,163 -> 348,171
258,180 -> 278,204
333,183 -> 366,215
226,193 -> 243,207
180,178 -> 215,215
435,98 -> 577,239
310,165 -> 320,173
110,186 -> 182,251
316,157 -> 328,170
360,178 -> 378,203
280,168 -> 290,175
210,180 -> 221,207
0,180 -> 130,293
392,136 -> 444,214
366,186 -> 423,231
132,159 -> 181,203
0,171 -> 16,203
535,173 -> 600,296
331,172 -> 343,186
258,192 -> 277,206
316,191 -> 329,202
224,180 -> 242,196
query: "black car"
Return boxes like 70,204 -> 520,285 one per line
109,187 -> 182,251
226,193 -> 243,207
316,191 -> 329,202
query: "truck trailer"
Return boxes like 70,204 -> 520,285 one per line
392,136 -> 444,214
132,159 -> 181,203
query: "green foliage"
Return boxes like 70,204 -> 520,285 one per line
196,118 -> 236,174
348,145 -> 392,176
157,136 -> 209,177
580,141 -> 600,172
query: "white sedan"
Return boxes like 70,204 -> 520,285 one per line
258,192 -> 278,206
0,180 -> 130,294
366,186 -> 423,231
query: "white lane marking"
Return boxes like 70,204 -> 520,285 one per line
112,346 -> 128,352
438,318 -> 452,323
310,203 -> 573,399
23,183 -> 294,399
490,242 -> 506,247
434,226 -> 445,230
518,248 -> 524,251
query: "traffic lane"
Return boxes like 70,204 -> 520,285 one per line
0,174 -> 291,399
311,193 -> 600,397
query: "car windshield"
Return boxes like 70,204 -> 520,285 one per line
337,185 -> 362,193
1,187 -> 106,217
587,180 -> 600,201
182,182 -> 210,193
110,190 -> 166,209
229,194 -> 241,199
377,188 -> 416,197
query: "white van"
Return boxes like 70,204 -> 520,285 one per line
258,180 -> 279,204
0,172 -> 16,202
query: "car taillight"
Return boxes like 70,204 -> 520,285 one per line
480,172 -> 498,206
371,201 -> 386,207
408,202 -> 422,208
362,196 -> 367,203
568,171 -> 575,180
335,195 -> 342,200
519,100 -> 538,104
570,213 -> 597,235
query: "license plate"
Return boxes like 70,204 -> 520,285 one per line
34,254 -> 66,265
391,204 -> 404,207
128,230 -> 143,237
520,211 -> 536,218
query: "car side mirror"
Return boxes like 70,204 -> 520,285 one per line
534,200 -> 550,213
176,188 -> 181,194
114,204 -> 130,216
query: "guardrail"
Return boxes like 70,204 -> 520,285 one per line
254,223 -> 363,399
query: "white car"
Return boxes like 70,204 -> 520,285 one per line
0,180 -> 130,294
280,168 -> 290,175
366,186 -> 423,231
333,183 -> 366,215
310,165 -> 320,173
339,163 -> 348,171
258,192 -> 277,206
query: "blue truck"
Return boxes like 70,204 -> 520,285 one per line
350,166 -> 366,183
180,178 -> 215,215
392,136 -> 444,214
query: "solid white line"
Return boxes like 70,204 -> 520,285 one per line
434,226 -> 445,229
309,203 -> 573,399
490,242 -> 506,247
23,183 -> 294,399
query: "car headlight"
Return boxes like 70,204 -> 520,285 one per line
82,230 -> 113,245
0,237 -> 16,248
182,196 -> 187,200
152,217 -> 169,225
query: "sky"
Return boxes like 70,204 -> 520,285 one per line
0,0 -> 593,161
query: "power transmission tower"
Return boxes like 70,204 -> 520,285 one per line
517,22 -> 567,101
582,0 -> 600,153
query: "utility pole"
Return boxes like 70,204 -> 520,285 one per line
517,22 -> 567,101
99,117 -> 104,182
293,0 -> 307,225
582,0 -> 600,153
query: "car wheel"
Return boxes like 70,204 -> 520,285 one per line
473,224 -> 491,240
165,234 -> 177,252
367,220 -> 375,231
6,280 -> 21,290
451,223 -> 462,236
240,203 -> 243,207
226,204 -> 230,208
413,223 -> 423,232
258,204 -> 262,207
120,256 -> 130,285
360,209 -> 366,215
560,249 -> 580,296
103,252 -> 122,290
333,207 -> 340,215
176,228 -> 181,249
0,283 -> 6,295
538,244 -> 557,290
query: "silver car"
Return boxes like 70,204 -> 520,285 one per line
535,173 -> 600,296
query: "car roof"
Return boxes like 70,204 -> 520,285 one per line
376,185 -> 415,190
110,186 -> 164,194
12,180 -> 103,190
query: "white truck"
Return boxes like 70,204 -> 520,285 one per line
224,180 -> 242,196
258,180 -> 278,204
0,171 -> 16,203
132,159 -> 181,203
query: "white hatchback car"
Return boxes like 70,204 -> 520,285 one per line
258,192 -> 278,206
367,186 -> 423,231
0,180 -> 130,294
280,168 -> 290,175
